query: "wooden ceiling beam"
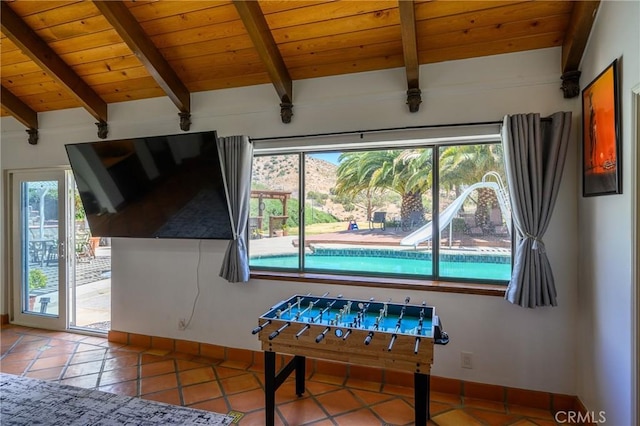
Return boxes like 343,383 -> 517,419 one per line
1,85 -> 38,144
92,0 -> 192,131
232,0 -> 293,123
398,0 -> 421,112
1,2 -> 108,138
560,1 -> 600,98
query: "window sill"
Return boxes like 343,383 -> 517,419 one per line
250,271 -> 507,297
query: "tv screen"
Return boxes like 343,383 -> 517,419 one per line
65,131 -> 233,240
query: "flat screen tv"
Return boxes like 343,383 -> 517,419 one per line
65,131 -> 233,240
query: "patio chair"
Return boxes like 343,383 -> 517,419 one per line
369,212 -> 386,230
402,211 -> 424,231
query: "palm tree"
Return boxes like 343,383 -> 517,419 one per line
334,149 -> 432,222
439,144 -> 504,231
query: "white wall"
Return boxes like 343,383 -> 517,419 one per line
577,2 -> 640,425
2,48 -> 580,394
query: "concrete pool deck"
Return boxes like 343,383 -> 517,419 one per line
249,228 -> 511,259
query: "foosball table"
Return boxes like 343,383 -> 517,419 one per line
252,293 -> 449,426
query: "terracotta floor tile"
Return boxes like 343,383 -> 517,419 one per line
99,366 -> 139,385
219,373 -> 261,395
332,407 -> 384,425
214,365 -> 248,379
75,343 -> 103,353
315,389 -> 364,416
143,348 -> 171,357
430,401 -> 454,416
464,396 -> 507,412
141,359 -> 176,378
273,380 -> 304,404
277,397 -> 327,425
350,388 -> 394,406
24,366 -> 63,380
62,360 -> 103,378
141,388 -> 182,405
69,349 -> 106,364
431,390 -> 462,405
432,408 -> 484,426
227,388 -> 265,413
345,377 -> 382,392
238,409 -> 285,426
1,349 -> 40,363
181,381 -> 223,405
508,404 -> 555,420
189,397 -> 229,415
177,359 -> 208,371
140,372 -> 178,395
305,380 -> 342,396
79,336 -> 107,346
370,398 -> 415,425
179,366 -> 216,386
29,354 -> 70,371
103,353 -> 139,370
218,359 -> 251,370
382,383 -> 414,397
37,345 -> 78,358
0,360 -> 31,375
464,407 -> 521,426
307,420 -> 335,426
98,380 -> 139,397
310,373 -> 346,386
60,372 -> 99,388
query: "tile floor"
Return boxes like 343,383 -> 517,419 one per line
1,325 -> 561,425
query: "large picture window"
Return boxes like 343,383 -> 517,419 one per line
249,133 -> 512,285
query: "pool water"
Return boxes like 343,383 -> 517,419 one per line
250,254 -> 510,281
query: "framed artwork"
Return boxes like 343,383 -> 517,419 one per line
582,59 -> 622,196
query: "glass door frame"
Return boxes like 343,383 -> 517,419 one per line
9,168 -> 72,330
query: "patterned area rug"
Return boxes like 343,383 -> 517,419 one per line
0,373 -> 234,425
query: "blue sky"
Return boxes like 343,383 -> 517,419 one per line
309,152 -> 342,165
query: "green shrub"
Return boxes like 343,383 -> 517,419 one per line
29,269 -> 47,290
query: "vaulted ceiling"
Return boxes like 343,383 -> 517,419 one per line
1,1 -> 599,143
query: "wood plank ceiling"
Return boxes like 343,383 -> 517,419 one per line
1,0 -> 599,143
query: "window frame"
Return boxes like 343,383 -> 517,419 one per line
249,125 -> 512,295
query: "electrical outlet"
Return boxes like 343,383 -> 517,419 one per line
178,318 -> 187,330
461,351 -> 473,369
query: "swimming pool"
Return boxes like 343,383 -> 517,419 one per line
250,252 -> 511,281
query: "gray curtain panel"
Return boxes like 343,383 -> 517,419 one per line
501,112 -> 572,307
217,135 -> 253,283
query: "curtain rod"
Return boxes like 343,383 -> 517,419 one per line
251,120 -> 504,142
251,116 -> 552,142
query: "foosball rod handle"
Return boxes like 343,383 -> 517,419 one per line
268,322 -> 290,340
364,331 -> 374,345
414,337 -> 421,354
387,334 -> 398,351
315,327 -> 331,343
295,324 -> 311,339
342,329 -> 352,340
251,320 -> 271,335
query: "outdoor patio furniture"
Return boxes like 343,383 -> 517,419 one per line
369,212 -> 386,230
402,211 -> 424,231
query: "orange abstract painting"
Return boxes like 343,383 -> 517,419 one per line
582,59 -> 621,196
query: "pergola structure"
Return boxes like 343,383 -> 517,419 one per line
251,190 -> 290,238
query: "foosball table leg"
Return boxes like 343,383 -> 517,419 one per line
265,351 -> 276,426
264,351 -> 307,426
295,355 -> 306,396
414,372 -> 430,425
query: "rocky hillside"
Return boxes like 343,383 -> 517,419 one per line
252,155 -> 399,221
